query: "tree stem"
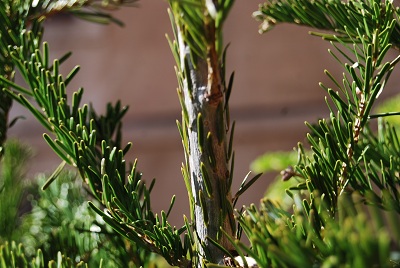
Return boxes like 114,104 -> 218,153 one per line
177,25 -> 235,266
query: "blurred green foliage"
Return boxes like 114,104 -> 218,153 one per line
376,94 -> 400,127
1,241 -> 89,268
0,141 -> 169,267
250,151 -> 300,209
0,140 -> 32,243
19,171 -> 136,267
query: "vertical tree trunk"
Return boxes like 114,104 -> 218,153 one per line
176,21 -> 236,267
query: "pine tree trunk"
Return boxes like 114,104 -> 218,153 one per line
176,24 -> 236,266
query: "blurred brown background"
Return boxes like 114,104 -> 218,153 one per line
8,0 -> 400,226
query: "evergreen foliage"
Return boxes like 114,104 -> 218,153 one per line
1,0 -> 400,267
0,140 -> 31,242
0,140 -> 163,267
1,241 -> 89,268
20,172 -> 144,267
245,0 -> 400,266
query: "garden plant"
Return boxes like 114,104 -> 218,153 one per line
1,0 -> 400,267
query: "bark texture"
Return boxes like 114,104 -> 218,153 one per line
177,25 -> 235,266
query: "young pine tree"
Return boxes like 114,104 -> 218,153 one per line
1,0 -> 400,267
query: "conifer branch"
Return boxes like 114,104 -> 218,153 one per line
254,0 -> 400,50
168,0 -> 239,265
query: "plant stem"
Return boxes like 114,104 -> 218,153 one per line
176,23 -> 235,267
